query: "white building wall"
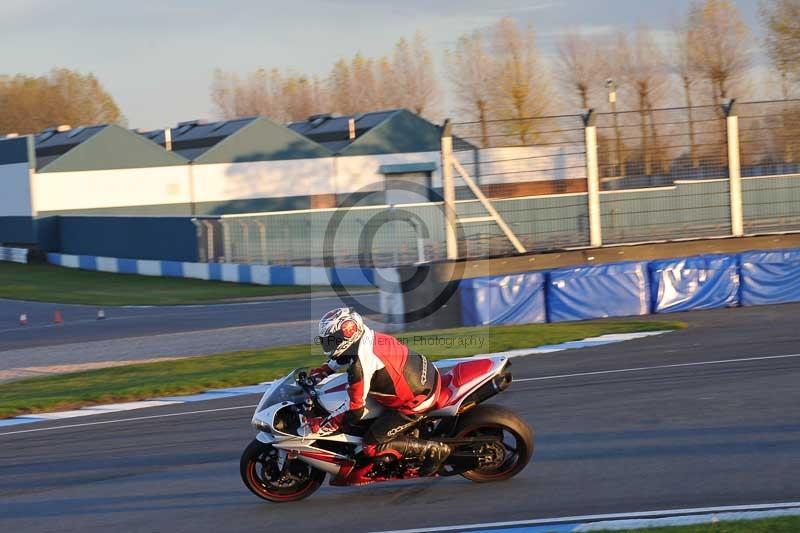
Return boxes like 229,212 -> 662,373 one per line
32,165 -> 192,212
335,151 -> 442,192
191,157 -> 336,202
0,162 -> 34,216
25,147 -> 583,216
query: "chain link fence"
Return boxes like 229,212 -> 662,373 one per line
196,99 -> 800,267
451,114 -> 590,258
208,204 -> 445,267
595,105 -> 731,244
738,99 -> 800,234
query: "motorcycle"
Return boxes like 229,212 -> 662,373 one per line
240,355 -> 533,502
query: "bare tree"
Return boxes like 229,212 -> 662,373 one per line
350,53 -> 378,111
614,27 -> 669,175
688,0 -> 752,107
490,18 -> 552,144
444,30 -> 495,147
391,32 -> 439,116
0,68 -> 124,135
671,20 -> 704,167
211,68 -> 326,121
327,59 -> 356,115
375,56 -> 399,109
555,31 -> 603,109
761,0 -> 800,97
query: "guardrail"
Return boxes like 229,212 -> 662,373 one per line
45,253 -> 374,287
0,246 -> 28,264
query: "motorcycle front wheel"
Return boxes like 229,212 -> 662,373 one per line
453,404 -> 534,483
240,439 -> 326,502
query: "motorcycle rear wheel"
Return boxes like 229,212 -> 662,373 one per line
453,404 -> 533,483
240,439 -> 326,502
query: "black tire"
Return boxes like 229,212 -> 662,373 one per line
240,439 -> 326,502
453,404 -> 534,483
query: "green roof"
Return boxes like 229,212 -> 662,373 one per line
38,125 -> 187,173
338,109 -> 442,156
193,116 -> 331,164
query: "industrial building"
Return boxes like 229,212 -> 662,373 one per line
0,108 -> 584,254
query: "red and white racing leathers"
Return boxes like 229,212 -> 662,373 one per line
316,328 -> 441,429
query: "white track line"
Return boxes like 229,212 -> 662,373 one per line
3,352 -> 798,436
371,502 -> 800,533
515,352 -> 800,383
0,404 -> 256,437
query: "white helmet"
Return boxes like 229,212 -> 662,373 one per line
318,307 -> 365,362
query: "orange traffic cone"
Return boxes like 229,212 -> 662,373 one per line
19,313 -> 28,325
97,309 -> 106,320
54,310 -> 63,324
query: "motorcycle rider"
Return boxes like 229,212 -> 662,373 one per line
307,307 -> 451,481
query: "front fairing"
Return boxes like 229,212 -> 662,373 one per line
253,370 -> 305,420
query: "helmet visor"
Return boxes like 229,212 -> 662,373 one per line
318,334 -> 342,354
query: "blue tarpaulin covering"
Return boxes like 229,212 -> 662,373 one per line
547,261 -> 650,322
460,272 -> 546,326
649,255 -> 739,313
740,249 -> 800,306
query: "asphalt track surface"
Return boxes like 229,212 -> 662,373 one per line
0,293 -> 381,370
1,304 -> 799,532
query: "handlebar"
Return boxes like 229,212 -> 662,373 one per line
295,371 -> 319,416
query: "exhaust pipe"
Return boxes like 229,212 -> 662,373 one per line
461,370 -> 513,408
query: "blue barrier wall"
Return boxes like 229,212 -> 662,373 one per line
47,252 -> 376,287
44,216 -> 201,262
740,249 -> 800,306
0,216 -> 36,244
460,272 -> 546,326
649,255 -> 740,313
547,261 -> 650,322
459,249 -> 800,327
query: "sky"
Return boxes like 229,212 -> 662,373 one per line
0,0 -> 765,130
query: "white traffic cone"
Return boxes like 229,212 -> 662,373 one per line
19,313 -> 28,326
97,309 -> 106,320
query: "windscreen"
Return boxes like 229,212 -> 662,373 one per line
257,369 -> 307,412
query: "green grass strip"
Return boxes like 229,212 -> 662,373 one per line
602,514 -> 800,532
0,262 -> 339,306
0,319 -> 684,418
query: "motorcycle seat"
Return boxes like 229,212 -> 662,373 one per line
433,359 -> 493,409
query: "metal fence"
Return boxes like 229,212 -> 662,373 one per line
200,98 -> 800,268
595,105 -> 731,244
212,203 -> 446,267
738,100 -> 800,234
450,114 -> 590,258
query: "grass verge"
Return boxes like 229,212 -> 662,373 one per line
603,515 -> 800,532
0,262 -> 336,305
0,319 -> 684,418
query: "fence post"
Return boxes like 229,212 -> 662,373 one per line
201,220 -> 215,262
725,100 -> 744,237
222,220 -> 232,262
190,218 -> 204,262
440,120 -> 459,260
583,110 -> 602,247
255,220 -> 268,264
